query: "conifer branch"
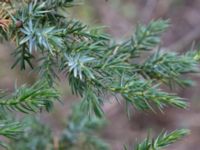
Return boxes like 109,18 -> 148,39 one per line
122,20 -> 170,57
133,129 -> 189,150
0,1 -> 198,148
136,51 -> 199,87
0,0 -> 197,118
0,120 -> 22,139
0,81 -> 59,113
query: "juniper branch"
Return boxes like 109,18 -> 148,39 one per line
0,81 -> 59,113
134,129 -> 189,150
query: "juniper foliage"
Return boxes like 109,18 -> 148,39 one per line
0,0 -> 199,149
124,129 -> 189,150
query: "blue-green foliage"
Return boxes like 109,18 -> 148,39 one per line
0,0 -> 198,149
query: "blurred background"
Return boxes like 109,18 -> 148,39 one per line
1,0 -> 200,149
